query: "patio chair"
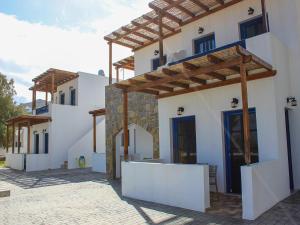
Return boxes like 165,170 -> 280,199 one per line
209,165 -> 219,194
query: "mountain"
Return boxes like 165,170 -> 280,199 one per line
20,99 -> 46,113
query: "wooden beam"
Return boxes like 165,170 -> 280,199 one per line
45,91 -> 48,106
144,74 -> 189,88
142,15 -> 176,32
207,54 -> 240,73
93,115 -> 96,153
51,74 -> 55,103
27,124 -> 30,154
12,122 -> 15,154
215,0 -> 225,5
121,27 -> 154,41
32,85 -> 36,111
123,91 -> 129,160
261,0 -> 268,32
190,77 -> 206,85
163,0 -> 195,17
149,3 -> 182,25
189,0 -> 209,11
137,89 -> 160,95
131,21 -> 159,35
240,63 -> 251,165
109,42 -> 113,85
158,70 -> 276,98
183,62 -> 226,81
158,11 -> 164,66
17,125 -> 21,154
128,57 -> 244,92
152,85 -> 174,92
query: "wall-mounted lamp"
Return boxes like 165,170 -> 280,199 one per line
287,96 -> 297,108
198,27 -> 204,34
231,98 -> 239,108
177,107 -> 185,116
154,50 -> 159,56
248,7 -> 255,15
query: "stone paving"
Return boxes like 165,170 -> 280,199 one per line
0,168 -> 299,225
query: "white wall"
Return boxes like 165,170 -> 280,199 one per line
68,116 -> 106,169
115,124 -> 154,178
5,154 -> 24,170
241,161 -> 290,220
92,153 -> 106,173
54,77 -> 78,105
26,154 -> 50,172
122,162 -> 210,212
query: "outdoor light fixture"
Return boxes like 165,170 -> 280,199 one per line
287,96 -> 298,108
154,50 -> 159,56
248,7 -> 255,15
231,98 -> 239,108
177,107 -> 185,116
198,27 -> 204,34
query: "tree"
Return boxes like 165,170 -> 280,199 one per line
0,73 -> 26,148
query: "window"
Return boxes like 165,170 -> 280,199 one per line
152,55 -> 167,71
240,16 -> 265,40
70,89 -> 76,106
194,33 -> 216,55
44,133 -> 49,154
60,93 -> 65,105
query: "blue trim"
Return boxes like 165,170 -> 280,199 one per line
44,133 -> 49,154
169,40 -> 246,66
172,116 -> 196,163
223,108 -> 256,193
194,33 -> 216,55
240,16 -> 264,40
285,109 -> 294,190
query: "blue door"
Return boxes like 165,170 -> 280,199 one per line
194,33 -> 215,54
224,108 -> 259,194
285,109 -> 294,190
34,134 -> 39,154
240,16 -> 265,40
172,116 -> 197,164
44,133 -> 49,154
70,89 -> 76,106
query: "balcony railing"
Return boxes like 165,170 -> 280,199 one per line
36,105 -> 49,115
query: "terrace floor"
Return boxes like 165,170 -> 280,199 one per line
0,168 -> 299,225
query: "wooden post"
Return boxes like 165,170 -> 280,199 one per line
93,115 -> 96,153
27,124 -> 31,154
32,86 -> 36,111
240,62 -> 251,165
18,124 -> 21,154
45,91 -> 48,106
109,42 -> 113,85
116,67 -> 119,83
123,91 -> 129,160
6,125 -> 9,153
261,0 -> 268,32
51,74 -> 55,103
158,11 -> 164,66
12,122 -> 15,154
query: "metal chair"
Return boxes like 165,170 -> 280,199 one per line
209,165 -> 219,193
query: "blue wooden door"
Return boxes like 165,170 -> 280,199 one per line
34,134 -> 39,154
224,108 -> 258,194
172,116 -> 197,164
44,133 -> 49,154
285,109 -> 294,190
240,16 -> 264,40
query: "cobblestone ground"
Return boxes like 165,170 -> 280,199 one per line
0,168 -> 299,225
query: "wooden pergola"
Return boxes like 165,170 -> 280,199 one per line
114,44 -> 276,164
6,115 -> 52,154
89,108 -> 106,153
113,56 -> 135,82
105,0 -> 268,84
29,68 -> 78,111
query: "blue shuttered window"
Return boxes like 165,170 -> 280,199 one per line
194,34 -> 216,55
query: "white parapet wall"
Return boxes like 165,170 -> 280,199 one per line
92,153 -> 106,173
122,162 -> 210,212
5,154 -> 24,170
26,154 -> 50,172
241,160 -> 291,220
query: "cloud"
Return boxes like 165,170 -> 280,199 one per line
0,0 -> 151,103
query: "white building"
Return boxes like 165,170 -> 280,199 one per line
105,0 -> 300,220
6,68 -> 107,172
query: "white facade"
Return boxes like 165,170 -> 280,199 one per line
6,72 -> 108,172
128,0 -> 300,220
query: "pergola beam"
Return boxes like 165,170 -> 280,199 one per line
149,3 -> 182,25
123,91 -> 129,160
189,0 -> 209,11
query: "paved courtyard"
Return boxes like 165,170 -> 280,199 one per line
0,168 -> 299,225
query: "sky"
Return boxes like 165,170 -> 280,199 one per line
0,0 -> 150,103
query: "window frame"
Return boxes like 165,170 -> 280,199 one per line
151,55 -> 167,71
239,15 -> 266,40
59,92 -> 65,105
70,88 -> 76,106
